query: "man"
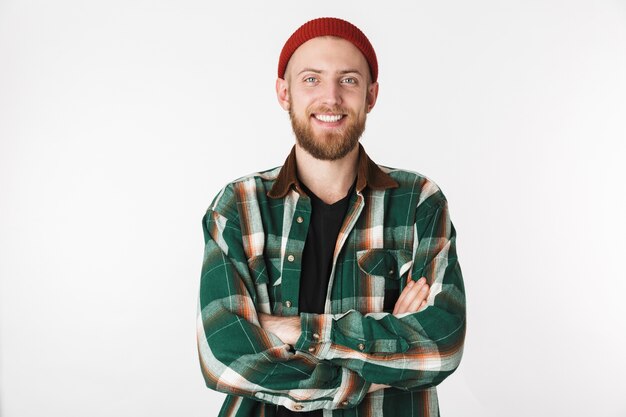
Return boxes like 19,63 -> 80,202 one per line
197,17 -> 466,417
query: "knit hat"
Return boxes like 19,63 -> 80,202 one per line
278,17 -> 378,82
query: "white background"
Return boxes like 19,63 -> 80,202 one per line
1,1 -> 625,416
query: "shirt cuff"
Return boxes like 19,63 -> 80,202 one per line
294,312 -> 334,360
253,366 -> 370,411
331,367 -> 371,409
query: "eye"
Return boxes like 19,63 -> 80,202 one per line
304,76 -> 318,83
341,77 -> 357,85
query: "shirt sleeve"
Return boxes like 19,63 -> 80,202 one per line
292,194 -> 466,391
197,203 -> 371,412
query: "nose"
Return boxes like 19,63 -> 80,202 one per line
320,80 -> 342,108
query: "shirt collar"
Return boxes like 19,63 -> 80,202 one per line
267,143 -> 399,199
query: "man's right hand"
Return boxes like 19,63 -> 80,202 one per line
365,277 -> 430,395
392,277 -> 430,315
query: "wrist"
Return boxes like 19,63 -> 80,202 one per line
282,316 -> 301,345
368,383 -> 390,393
258,314 -> 301,345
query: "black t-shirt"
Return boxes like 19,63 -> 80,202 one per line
276,181 -> 355,417
298,181 -> 354,314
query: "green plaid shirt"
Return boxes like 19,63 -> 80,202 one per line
197,145 -> 466,416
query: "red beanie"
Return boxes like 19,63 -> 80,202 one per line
278,17 -> 378,82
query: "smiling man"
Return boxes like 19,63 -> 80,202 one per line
197,17 -> 466,417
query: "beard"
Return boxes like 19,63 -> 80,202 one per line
289,105 -> 367,161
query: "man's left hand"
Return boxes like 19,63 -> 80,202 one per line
258,313 -> 301,345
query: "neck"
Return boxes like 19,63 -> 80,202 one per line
295,144 -> 359,204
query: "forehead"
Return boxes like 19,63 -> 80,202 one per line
286,36 -> 370,77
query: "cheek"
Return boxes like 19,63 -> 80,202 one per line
346,98 -> 369,115
291,102 -> 311,118
343,88 -> 368,106
289,92 -> 315,113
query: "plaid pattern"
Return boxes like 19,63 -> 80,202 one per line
197,145 -> 466,416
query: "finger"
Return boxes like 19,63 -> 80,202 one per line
394,277 -> 426,314
398,278 -> 426,313
394,277 -> 421,314
418,299 -> 427,311
406,284 -> 429,313
393,277 -> 415,314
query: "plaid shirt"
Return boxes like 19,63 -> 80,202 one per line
197,145 -> 466,416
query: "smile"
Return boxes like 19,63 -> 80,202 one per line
313,114 -> 344,123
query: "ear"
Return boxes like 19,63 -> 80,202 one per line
366,81 -> 379,113
276,78 -> 290,111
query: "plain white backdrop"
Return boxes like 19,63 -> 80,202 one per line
1,1 -> 625,416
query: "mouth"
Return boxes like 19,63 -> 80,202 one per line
312,113 -> 345,124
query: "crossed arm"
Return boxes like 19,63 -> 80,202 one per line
259,277 -> 431,393
259,277 -> 430,345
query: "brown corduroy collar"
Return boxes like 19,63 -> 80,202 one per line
267,144 -> 399,199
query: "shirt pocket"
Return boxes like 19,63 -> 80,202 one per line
356,249 -> 413,313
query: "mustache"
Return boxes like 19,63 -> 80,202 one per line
307,107 -> 350,115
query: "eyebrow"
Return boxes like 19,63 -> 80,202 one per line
297,68 -> 364,76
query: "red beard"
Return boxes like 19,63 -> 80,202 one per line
289,106 -> 366,161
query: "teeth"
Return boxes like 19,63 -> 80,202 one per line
315,114 -> 343,123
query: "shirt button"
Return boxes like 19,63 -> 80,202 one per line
357,343 -> 365,351
389,269 -> 395,275
284,300 -> 292,308
287,254 -> 295,262
312,333 -> 320,340
308,346 -> 316,353
293,404 -> 303,411
341,401 -> 349,406
296,216 -> 304,223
